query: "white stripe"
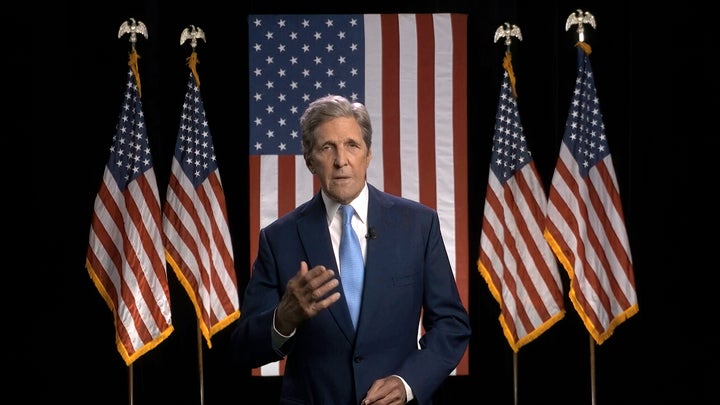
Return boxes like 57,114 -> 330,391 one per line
398,14 -> 420,201
260,155 -> 280,228
364,14 -> 384,188
260,361 -> 280,376
433,14 -> 457,277
295,157 -> 314,204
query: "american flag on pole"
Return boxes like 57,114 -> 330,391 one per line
477,56 -> 565,352
248,13 -> 468,376
544,44 -> 638,345
163,68 -> 240,348
86,65 -> 173,366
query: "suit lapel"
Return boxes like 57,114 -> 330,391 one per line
297,193 -> 356,343
355,186 -> 396,337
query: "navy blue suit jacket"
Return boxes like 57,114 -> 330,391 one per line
232,184 -> 471,405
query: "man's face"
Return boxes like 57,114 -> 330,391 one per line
308,116 -> 372,205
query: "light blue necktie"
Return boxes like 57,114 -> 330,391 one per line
340,205 -> 364,329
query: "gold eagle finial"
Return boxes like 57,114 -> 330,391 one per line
180,25 -> 206,50
118,18 -> 148,50
565,9 -> 596,43
494,22 -> 522,48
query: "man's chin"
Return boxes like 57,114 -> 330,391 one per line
325,183 -> 361,204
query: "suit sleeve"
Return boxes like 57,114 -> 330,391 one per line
231,228 -> 289,368
396,210 -> 471,403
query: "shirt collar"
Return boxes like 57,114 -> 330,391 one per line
321,183 -> 369,226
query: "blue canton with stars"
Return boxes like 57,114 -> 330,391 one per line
248,15 -> 365,155
490,71 -> 533,183
563,48 -> 610,178
108,70 -> 154,189
174,73 -> 218,188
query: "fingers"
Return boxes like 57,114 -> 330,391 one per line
307,270 -> 339,299
313,291 -> 341,311
362,376 -> 406,405
276,261 -> 341,333
287,262 -> 341,315
298,260 -> 309,276
303,264 -> 341,309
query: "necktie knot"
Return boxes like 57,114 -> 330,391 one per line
342,204 -> 354,226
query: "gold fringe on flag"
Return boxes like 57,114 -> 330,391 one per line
502,51 -> 518,99
577,41 -> 592,56
187,51 -> 201,88
128,49 -> 142,97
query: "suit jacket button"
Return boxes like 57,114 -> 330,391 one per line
353,356 -> 362,363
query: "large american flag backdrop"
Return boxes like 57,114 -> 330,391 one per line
248,14 -> 469,376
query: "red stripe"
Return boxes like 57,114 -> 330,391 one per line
380,15 -> 401,195
249,155 -> 264,377
278,155 -> 297,217
451,13 -> 469,375
249,156 -> 261,277
416,14 -> 437,208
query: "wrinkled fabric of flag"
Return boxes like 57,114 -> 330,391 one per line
544,46 -> 638,345
478,69 -> 565,352
163,72 -> 240,349
86,69 -> 173,366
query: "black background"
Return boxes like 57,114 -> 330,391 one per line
33,0 -> 713,404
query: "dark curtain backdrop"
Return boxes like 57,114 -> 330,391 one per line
33,1 -> 713,404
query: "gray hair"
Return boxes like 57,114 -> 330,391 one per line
300,95 -> 372,163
